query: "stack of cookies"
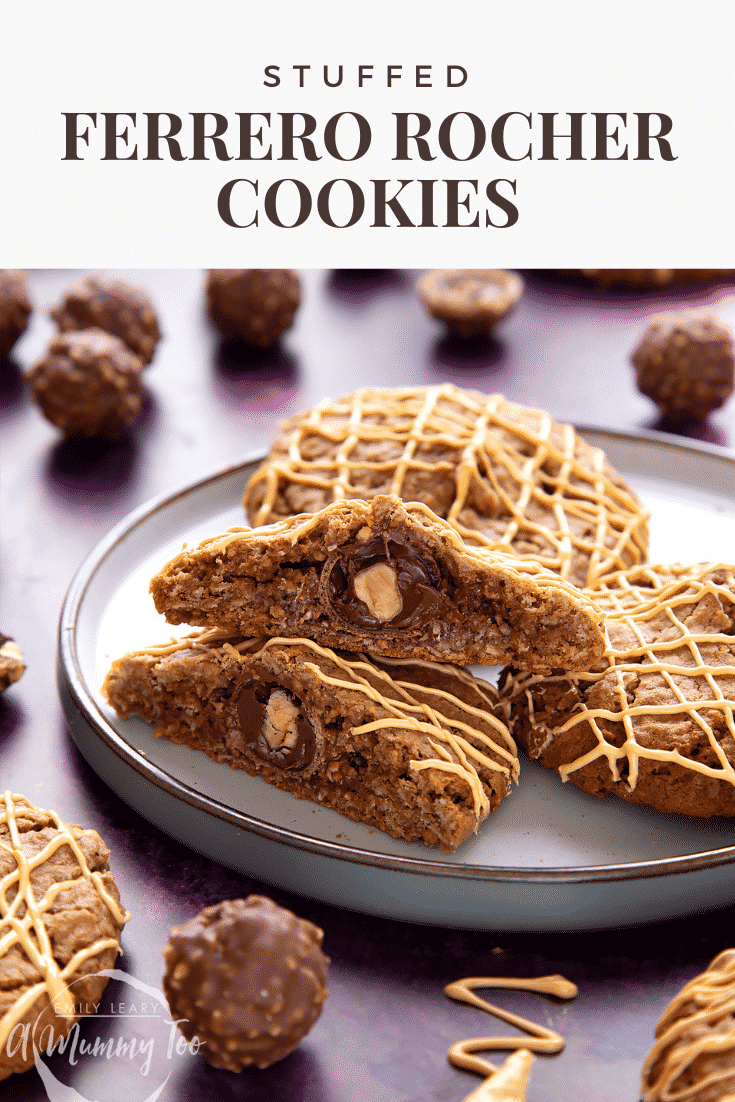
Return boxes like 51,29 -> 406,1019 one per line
104,384 -> 735,847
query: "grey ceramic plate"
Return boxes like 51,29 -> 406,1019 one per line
58,428 -> 735,931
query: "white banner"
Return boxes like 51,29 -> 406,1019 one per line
2,0 -> 734,266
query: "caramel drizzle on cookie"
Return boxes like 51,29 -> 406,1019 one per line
641,948 -> 735,1102
502,564 -> 735,791
445,974 -> 578,1101
242,637 -> 520,817
245,385 -> 648,585
0,792 -> 130,1051
121,631 -> 519,820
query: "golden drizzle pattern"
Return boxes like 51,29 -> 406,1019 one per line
499,564 -> 735,792
445,974 -> 578,1102
116,631 -> 519,822
0,792 -> 130,1054
244,385 -> 649,585
642,948 -> 735,1101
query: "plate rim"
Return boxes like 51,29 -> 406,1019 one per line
58,428 -> 735,887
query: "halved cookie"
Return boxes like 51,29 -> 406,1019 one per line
150,496 -> 606,673
243,385 -> 649,587
103,633 -> 518,851
497,563 -> 735,817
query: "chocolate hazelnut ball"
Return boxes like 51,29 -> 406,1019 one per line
206,269 -> 301,346
0,633 -> 24,691
0,270 -> 32,358
29,328 -> 145,437
631,309 -> 734,422
51,274 -> 161,364
163,895 -> 329,1071
416,269 -> 523,337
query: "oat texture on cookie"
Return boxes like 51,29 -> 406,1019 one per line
498,564 -> 735,817
244,385 -> 649,587
104,633 -> 518,851
149,495 -> 606,673
0,792 -> 129,1079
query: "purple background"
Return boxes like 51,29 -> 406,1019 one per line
2,269 -> 734,1102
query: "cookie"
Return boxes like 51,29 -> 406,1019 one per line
243,385 -> 649,588
0,634 -> 24,692
150,495 -> 605,672
103,633 -> 518,851
0,792 -> 129,1079
416,269 -> 523,336
206,269 -> 301,346
568,269 -> 735,289
51,273 -> 161,364
0,270 -> 32,359
497,564 -> 735,817
163,895 -> 329,1070
642,948 -> 735,1101
632,309 -> 734,423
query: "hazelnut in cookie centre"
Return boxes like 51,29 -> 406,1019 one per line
236,682 -> 317,770
325,535 -> 443,629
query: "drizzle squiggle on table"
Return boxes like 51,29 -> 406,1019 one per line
445,974 -> 578,1101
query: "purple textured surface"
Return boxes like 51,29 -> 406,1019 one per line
1,268 -> 735,1102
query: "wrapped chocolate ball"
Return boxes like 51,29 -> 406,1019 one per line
0,633 -> 24,691
0,269 -> 32,358
29,328 -> 145,438
51,274 -> 161,364
416,269 -> 523,337
206,269 -> 301,346
162,895 -> 329,1071
631,309 -> 734,422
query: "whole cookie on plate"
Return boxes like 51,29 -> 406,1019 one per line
497,563 -> 735,817
244,385 -> 649,588
150,495 -> 605,673
103,633 -> 518,851
0,792 -> 129,1079
641,948 -> 735,1102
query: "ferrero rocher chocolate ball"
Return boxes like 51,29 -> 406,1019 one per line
416,269 -> 523,336
206,269 -> 301,346
631,309 -> 734,422
51,274 -> 161,364
162,895 -> 329,1071
0,270 -> 32,358
0,633 -> 24,691
29,328 -> 145,437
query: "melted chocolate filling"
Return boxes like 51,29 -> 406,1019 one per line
326,535 -> 446,629
236,679 -> 316,770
